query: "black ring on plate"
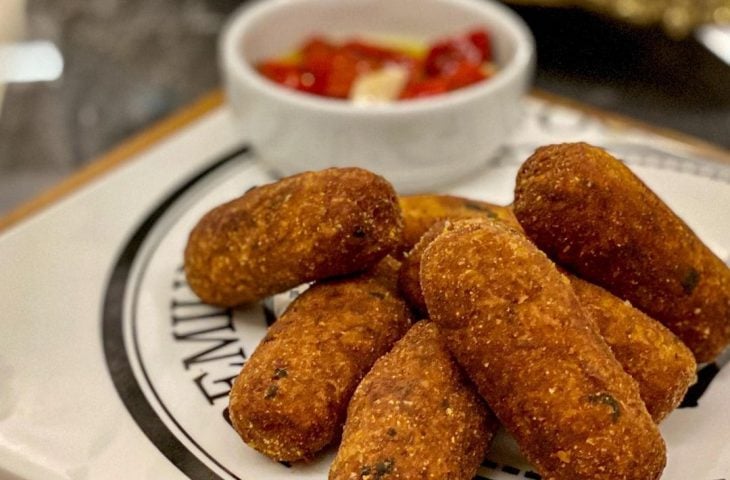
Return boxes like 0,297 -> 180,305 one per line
102,145 -> 250,480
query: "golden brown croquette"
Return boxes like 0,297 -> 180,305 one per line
185,167 -> 402,306
569,275 -> 696,422
396,194 -> 518,257
228,258 -> 412,462
513,143 -> 730,362
421,218 -> 666,480
329,321 -> 495,480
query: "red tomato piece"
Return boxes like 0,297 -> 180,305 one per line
468,29 -> 492,62
299,38 -> 350,97
400,76 -> 449,99
257,61 -> 328,96
444,62 -> 487,90
424,42 -> 455,76
301,37 -> 337,64
297,68 -> 329,95
325,51 -> 363,98
424,29 -> 489,76
258,62 -> 302,89
300,37 -> 337,76
257,29 -> 493,100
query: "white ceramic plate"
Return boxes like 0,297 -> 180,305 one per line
102,140 -> 730,480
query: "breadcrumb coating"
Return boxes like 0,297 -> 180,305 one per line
330,321 -> 496,480
513,143 -> 730,362
397,220 -> 448,316
570,275 -> 696,422
399,217 -> 696,423
396,195 -> 518,257
229,257 -> 412,462
185,167 -> 403,306
421,218 -> 666,480
397,198 -> 521,315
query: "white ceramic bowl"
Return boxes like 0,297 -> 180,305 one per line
220,0 -> 535,192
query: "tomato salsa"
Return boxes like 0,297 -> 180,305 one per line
256,29 -> 495,103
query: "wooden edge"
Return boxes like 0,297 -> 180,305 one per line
531,89 -> 730,165
0,90 -> 225,234
0,87 -> 728,234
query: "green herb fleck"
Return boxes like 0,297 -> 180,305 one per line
273,367 -> 288,379
374,459 -> 394,478
588,393 -> 621,422
386,427 -> 397,437
359,465 -> 371,476
353,226 -> 366,238
681,267 -> 701,294
464,201 -> 500,219
264,384 -> 278,400
464,201 -> 488,212
369,291 -> 386,300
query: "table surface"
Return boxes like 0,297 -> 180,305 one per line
0,0 -> 728,219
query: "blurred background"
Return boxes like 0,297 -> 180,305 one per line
0,0 -> 728,216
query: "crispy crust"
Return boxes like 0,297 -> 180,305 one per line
421,218 -> 666,480
570,275 -> 696,422
401,220 -> 696,422
329,322 -> 496,480
396,195 -> 518,257
397,220 -> 448,316
397,200 -> 522,315
184,167 -> 403,306
513,143 -> 730,362
228,258 -> 412,462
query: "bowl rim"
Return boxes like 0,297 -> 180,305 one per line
220,0 -> 535,116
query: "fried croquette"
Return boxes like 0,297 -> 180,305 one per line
185,167 -> 403,307
421,218 -> 666,480
398,200 -> 521,314
400,220 -> 696,421
513,142 -> 730,362
329,321 -> 496,480
228,257 -> 412,462
396,194 -> 518,256
570,275 -> 696,422
397,220 -> 448,316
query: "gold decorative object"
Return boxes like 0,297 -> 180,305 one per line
505,0 -> 730,37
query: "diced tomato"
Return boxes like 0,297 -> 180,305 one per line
444,62 -> 487,90
400,77 -> 449,99
424,42 -> 454,76
258,62 -> 302,88
297,68 -> 329,95
256,28 -> 494,101
301,37 -> 337,64
424,29 -> 490,76
325,51 -> 363,98
257,62 -> 328,96
468,29 -> 491,62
